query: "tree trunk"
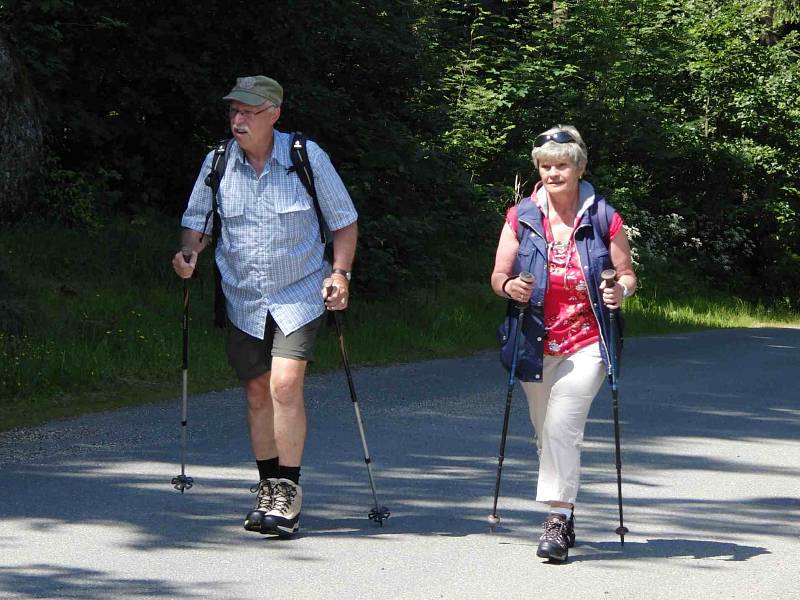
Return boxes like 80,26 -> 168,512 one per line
0,29 -> 43,220
553,1 -> 567,28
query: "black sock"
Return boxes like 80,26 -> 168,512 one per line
256,457 -> 279,481
279,465 -> 301,485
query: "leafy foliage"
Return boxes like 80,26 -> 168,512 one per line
416,0 -> 800,304
2,0 -> 799,304
1,0 -> 487,294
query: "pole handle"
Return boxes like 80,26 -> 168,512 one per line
601,268 -> 617,289
513,271 -> 535,310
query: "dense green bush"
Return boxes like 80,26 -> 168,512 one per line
1,0 -> 489,295
2,0 -> 798,305
415,0 -> 800,304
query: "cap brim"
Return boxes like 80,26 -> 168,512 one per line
222,90 -> 269,105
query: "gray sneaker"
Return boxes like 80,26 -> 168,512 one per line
243,478 -> 278,533
260,478 -> 302,537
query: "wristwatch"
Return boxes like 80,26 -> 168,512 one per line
331,268 -> 351,281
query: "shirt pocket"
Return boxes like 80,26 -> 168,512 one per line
273,186 -> 313,246
219,184 -> 245,220
218,187 -> 245,253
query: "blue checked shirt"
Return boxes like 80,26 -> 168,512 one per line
181,130 -> 358,338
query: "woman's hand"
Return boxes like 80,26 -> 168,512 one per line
505,275 -> 534,304
601,279 -> 624,309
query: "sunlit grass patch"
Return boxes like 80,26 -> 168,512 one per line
1,220 -> 797,432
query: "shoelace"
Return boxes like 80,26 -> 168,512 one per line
272,482 -> 297,515
250,480 -> 275,511
541,517 -> 568,541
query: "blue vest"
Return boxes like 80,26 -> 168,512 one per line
499,186 -> 621,382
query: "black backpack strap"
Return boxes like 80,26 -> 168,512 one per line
202,139 -> 231,328
288,132 -> 329,245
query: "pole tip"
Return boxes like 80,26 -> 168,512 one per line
369,506 -> 390,525
487,514 -> 501,529
171,475 -> 194,492
615,525 -> 629,545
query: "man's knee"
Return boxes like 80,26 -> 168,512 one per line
245,372 -> 271,410
270,360 -> 306,406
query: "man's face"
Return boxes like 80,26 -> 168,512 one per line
228,100 -> 280,149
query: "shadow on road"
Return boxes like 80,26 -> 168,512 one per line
0,327 -> 796,597
0,564 -> 212,599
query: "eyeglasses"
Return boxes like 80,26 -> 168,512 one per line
227,104 -> 274,120
533,131 -> 576,147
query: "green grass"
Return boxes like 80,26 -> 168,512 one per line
1,218 -> 798,432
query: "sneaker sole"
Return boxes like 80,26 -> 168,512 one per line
537,549 -> 568,562
536,544 -> 568,562
259,516 -> 300,537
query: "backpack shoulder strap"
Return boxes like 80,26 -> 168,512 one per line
205,139 -> 230,194
289,132 -> 329,244
200,139 -> 232,243
590,195 -> 616,247
201,139 -> 231,328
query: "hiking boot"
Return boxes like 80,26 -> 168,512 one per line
536,513 -> 571,562
259,478 -> 302,537
243,478 -> 277,533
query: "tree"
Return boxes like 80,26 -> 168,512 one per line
0,27 -> 43,218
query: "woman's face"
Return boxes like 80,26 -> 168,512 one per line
538,157 -> 583,197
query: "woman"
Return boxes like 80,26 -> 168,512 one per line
490,125 -> 637,562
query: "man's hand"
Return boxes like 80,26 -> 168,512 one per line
322,273 -> 350,311
172,250 -> 197,279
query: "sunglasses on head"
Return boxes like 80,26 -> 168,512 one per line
533,131 -> 576,147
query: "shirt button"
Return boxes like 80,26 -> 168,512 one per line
536,337 -> 542,341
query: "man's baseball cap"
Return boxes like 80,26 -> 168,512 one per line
222,76 -> 283,106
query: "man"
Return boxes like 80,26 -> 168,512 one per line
172,75 -> 358,537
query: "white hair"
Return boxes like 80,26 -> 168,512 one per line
531,124 -> 588,170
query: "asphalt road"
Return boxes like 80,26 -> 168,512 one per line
1,327 -> 798,599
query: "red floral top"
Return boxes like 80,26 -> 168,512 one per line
506,199 -> 623,356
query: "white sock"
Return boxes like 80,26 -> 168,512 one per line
550,506 -> 573,519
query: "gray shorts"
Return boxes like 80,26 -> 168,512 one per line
225,314 -> 324,381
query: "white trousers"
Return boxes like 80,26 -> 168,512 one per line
520,342 -> 606,505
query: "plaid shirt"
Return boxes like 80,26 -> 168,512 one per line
181,130 -> 358,338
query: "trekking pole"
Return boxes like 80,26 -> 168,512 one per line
601,269 -> 628,546
172,249 -> 194,493
488,271 -> 535,530
327,286 -> 390,525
